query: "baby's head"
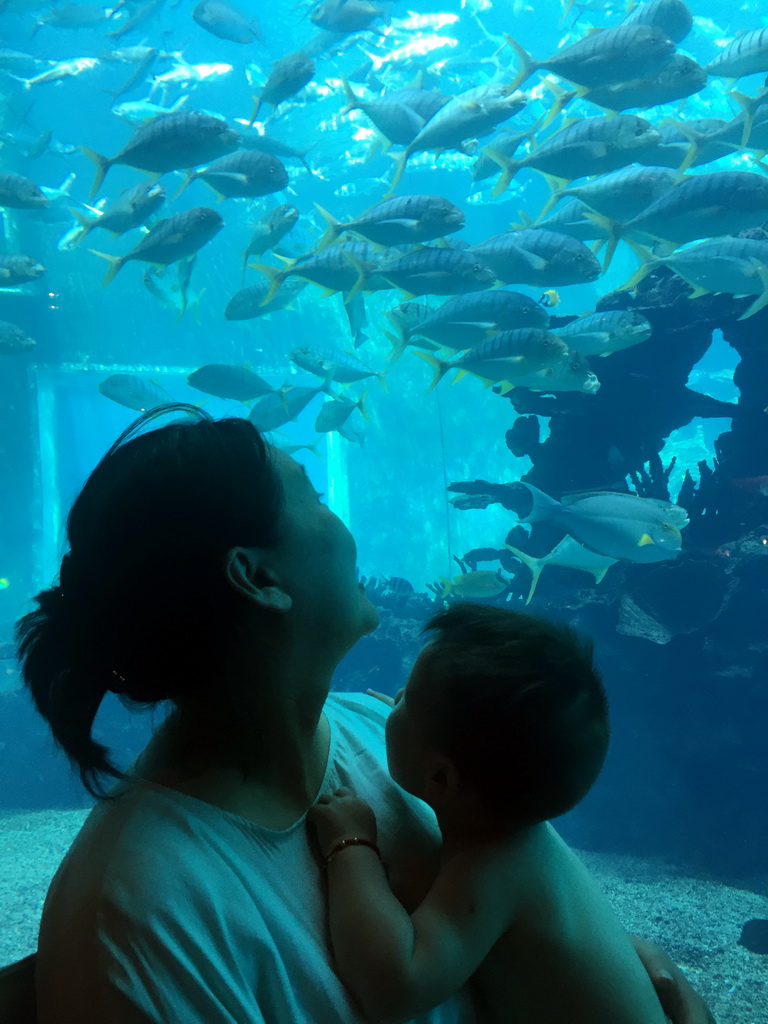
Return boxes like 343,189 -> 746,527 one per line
385,602 -> 609,829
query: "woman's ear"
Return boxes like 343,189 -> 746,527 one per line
225,547 -> 293,612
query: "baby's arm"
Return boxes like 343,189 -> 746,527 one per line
308,787 -> 512,1024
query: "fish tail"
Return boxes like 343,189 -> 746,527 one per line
357,389 -> 371,421
730,90 -> 757,148
89,249 -> 124,287
739,260 -> 768,320
515,481 -> 561,525
413,350 -> 449,393
249,96 -> 263,127
251,263 -> 286,305
673,122 -> 707,176
341,252 -> 368,305
382,324 -> 407,366
68,207 -> 97,243
504,544 -> 542,605
340,74 -> 361,114
79,146 -> 111,200
364,137 -> 384,162
539,78 -> 575,129
535,190 -> 560,221
172,171 -> 196,202
386,150 -> 408,195
503,35 -> 536,92
583,210 -> 622,272
620,240 -> 658,291
438,576 -> 453,600
486,148 -> 520,198
314,202 -> 342,250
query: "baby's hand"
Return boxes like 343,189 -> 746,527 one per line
366,688 -> 395,707
308,787 -> 378,850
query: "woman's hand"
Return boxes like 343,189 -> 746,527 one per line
631,936 -> 717,1024
308,787 -> 378,851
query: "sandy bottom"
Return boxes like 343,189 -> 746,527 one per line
1,808 -> 765,1022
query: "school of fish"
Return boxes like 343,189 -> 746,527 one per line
1,0 -> 765,594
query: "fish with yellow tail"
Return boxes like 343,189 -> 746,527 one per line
415,328 -> 569,393
90,207 -> 223,286
505,538 -> 617,605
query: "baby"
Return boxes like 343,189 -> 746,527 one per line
308,601 -> 669,1024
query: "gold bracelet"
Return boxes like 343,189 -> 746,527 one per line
323,836 -> 382,867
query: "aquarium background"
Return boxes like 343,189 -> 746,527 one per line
0,0 -> 766,1018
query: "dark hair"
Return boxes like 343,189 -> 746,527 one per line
413,603 -> 609,826
15,404 -> 284,798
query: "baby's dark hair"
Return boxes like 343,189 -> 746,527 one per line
412,602 -> 609,825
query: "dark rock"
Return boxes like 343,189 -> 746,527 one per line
738,919 -> 768,954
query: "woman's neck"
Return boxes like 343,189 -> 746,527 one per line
135,701 -> 332,830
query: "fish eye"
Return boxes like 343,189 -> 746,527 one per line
472,263 -> 482,271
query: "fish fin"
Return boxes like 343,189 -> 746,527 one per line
341,252 -> 368,305
357,389 -> 370,422
485,148 -> 520,198
535,191 -> 560,221
502,34 -> 536,91
730,89 -> 757,147
637,533 -> 655,547
172,171 -> 196,201
386,150 -> 408,195
249,94 -> 262,127
620,240 -> 659,291
364,137 -> 383,162
583,210 -> 622,272
515,481 -> 561,525
67,207 -> 97,242
738,261 -> 768,320
382,328 -> 406,366
413,350 -> 449,393
504,544 -> 541,605
405,69 -> 423,91
79,146 -> 111,200
672,121 -> 707,174
314,202 -> 342,250
540,171 -> 569,194
89,249 -> 124,286
250,263 -> 286,305
340,74 -> 361,115
539,77 -> 576,129
591,565 -> 612,585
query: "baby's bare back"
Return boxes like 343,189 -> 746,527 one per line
471,825 -> 668,1024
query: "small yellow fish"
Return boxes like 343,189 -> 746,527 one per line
0,578 -> 9,590
539,289 -> 561,307
440,570 -> 509,600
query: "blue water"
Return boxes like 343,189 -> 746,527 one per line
1,0 -> 767,1010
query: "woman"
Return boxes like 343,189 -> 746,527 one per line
16,405 -> 714,1024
